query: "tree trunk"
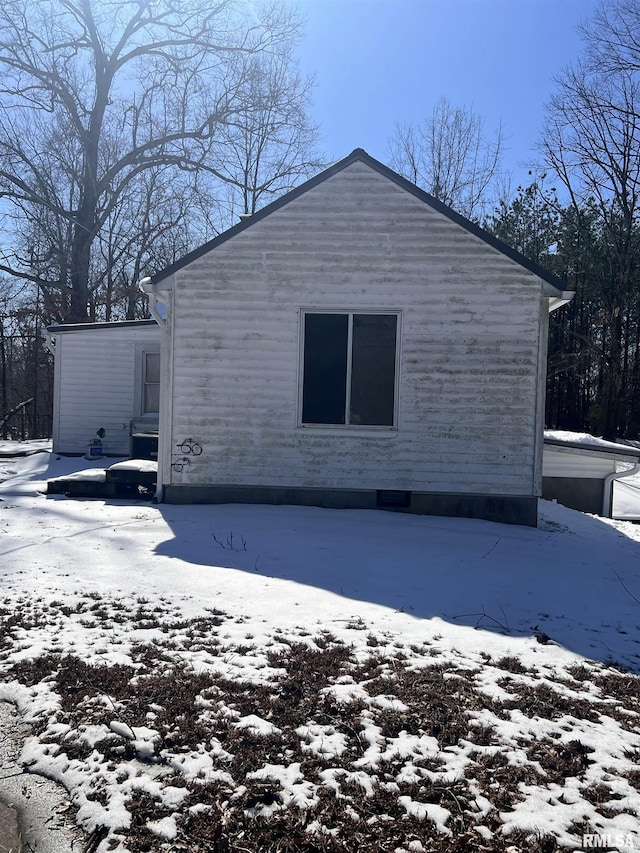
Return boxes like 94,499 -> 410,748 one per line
0,318 -> 7,438
69,228 -> 92,322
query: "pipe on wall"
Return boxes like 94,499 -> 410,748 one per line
602,463 -> 640,518
138,276 -> 168,503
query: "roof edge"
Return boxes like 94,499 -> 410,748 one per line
150,148 -> 566,295
354,151 -> 567,296
47,318 -> 158,333
544,436 -> 640,461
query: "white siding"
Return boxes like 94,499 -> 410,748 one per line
52,324 -> 161,455
543,447 -> 616,479
165,162 -> 549,498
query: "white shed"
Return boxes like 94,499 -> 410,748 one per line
47,320 -> 161,456
543,431 -> 640,516
140,149 -> 572,525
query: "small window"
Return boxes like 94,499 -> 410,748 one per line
301,312 -> 399,427
143,352 -> 160,415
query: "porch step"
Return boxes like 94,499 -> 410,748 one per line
47,460 -> 157,499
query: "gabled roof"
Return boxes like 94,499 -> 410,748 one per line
149,148 -> 569,297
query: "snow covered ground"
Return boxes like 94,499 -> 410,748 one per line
614,475 -> 640,520
0,449 -> 639,851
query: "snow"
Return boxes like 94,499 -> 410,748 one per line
107,460 -> 158,474
0,439 -> 51,456
544,430 -> 640,454
146,815 -> 177,840
398,796 -> 452,834
49,467 -> 108,482
1,449 -> 640,850
296,722 -> 349,758
614,475 -> 640,520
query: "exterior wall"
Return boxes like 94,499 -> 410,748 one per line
533,301 -> 551,497
162,162 -> 549,517
542,446 -> 640,516
542,477 -> 604,515
163,484 -> 538,526
542,447 -> 616,479
51,323 -> 161,455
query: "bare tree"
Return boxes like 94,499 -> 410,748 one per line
0,0 -> 303,322
0,277 -> 52,438
209,49 -> 325,217
91,167 -> 215,321
387,97 -> 504,220
541,0 -> 640,438
580,0 -> 640,77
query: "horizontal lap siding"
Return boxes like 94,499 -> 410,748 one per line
167,162 -> 544,497
543,448 -> 615,478
54,327 -> 160,455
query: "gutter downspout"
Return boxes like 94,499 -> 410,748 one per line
602,463 -> 640,518
139,276 -> 166,328
139,277 -> 167,503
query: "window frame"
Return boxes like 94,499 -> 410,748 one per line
298,308 -> 401,430
134,346 -> 161,419
142,350 -> 161,416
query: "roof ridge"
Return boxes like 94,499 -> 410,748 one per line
149,149 -> 567,295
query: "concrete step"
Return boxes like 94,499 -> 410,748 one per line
0,800 -> 22,852
46,460 -> 157,499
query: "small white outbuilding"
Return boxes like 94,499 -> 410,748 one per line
46,319 -> 160,457
543,432 -> 640,517
139,149 -> 572,526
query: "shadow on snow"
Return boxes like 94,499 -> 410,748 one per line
152,500 -> 640,672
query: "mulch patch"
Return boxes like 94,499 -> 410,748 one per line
1,597 -> 639,852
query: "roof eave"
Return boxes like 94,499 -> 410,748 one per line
548,291 -> 575,313
544,437 -> 640,462
47,318 -> 158,334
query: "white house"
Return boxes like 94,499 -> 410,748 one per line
46,319 -> 160,457
137,149 -> 572,526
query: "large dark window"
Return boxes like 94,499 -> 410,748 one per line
301,312 -> 398,427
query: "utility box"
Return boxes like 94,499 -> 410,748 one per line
130,432 -> 158,461
85,438 -> 103,459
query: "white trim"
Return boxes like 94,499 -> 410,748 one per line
51,333 -> 62,452
548,291 -> 575,313
533,298 -> 548,495
134,344 -> 161,419
344,313 -> 354,425
603,463 -> 640,517
159,287 -> 175,498
142,351 -> 161,416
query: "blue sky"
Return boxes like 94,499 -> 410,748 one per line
295,0 -> 601,190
